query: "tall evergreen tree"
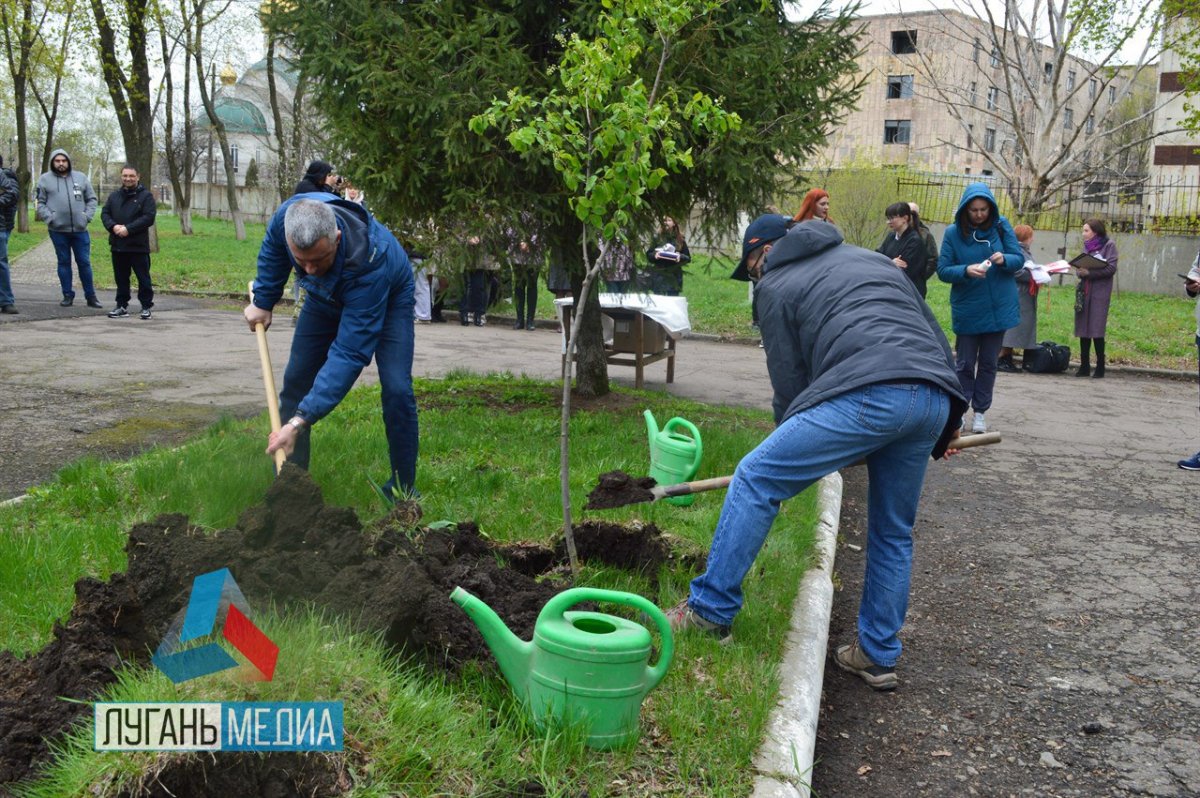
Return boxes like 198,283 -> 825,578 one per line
267,0 -> 864,392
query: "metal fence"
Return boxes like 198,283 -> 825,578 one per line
896,173 -> 1200,237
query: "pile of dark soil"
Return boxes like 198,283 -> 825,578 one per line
0,465 -> 698,794
584,470 -> 657,509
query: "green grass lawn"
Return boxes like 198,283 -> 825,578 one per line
1,373 -> 818,797
88,214 -> 1199,370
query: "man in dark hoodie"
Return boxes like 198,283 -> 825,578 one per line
293,160 -> 339,196
244,195 -> 418,500
36,148 -> 101,308
101,165 -> 157,319
0,155 -> 20,314
666,215 -> 967,692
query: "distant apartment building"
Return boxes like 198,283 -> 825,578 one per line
1148,14 -> 1200,188
813,10 -> 1118,177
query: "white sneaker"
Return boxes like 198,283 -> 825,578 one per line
971,412 -> 987,434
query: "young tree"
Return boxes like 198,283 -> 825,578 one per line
906,0 -> 1183,218
1,0 -> 55,231
28,0 -> 76,177
154,0 -> 197,233
472,0 -> 738,573
267,0 -> 863,393
189,0 -> 244,239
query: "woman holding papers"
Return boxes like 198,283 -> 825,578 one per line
645,215 -> 691,296
1074,219 -> 1119,378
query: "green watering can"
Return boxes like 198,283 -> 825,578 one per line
644,410 -> 703,506
450,586 -> 673,749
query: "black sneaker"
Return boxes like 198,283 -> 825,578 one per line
0,304 -> 17,314
834,638 -> 898,691
664,600 -> 732,643
86,297 -> 104,309
996,357 -> 1018,373
139,308 -> 152,320
108,306 -> 129,318
59,297 -> 73,307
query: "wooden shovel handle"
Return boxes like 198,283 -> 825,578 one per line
655,475 -> 733,499
250,282 -> 286,469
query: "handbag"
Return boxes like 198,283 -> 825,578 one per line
1024,341 -> 1071,374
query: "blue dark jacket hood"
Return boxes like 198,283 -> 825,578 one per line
936,183 -> 1024,335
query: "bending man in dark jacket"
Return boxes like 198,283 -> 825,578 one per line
245,196 -> 418,498
101,165 -> 158,319
667,215 -> 967,691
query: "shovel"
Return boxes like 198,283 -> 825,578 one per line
249,281 -> 286,470
588,431 -> 1002,510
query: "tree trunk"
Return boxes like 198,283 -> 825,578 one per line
156,0 -> 192,235
192,0 -> 244,239
266,36 -> 292,204
89,0 -> 155,180
572,279 -> 609,397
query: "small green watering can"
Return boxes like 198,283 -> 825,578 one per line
644,410 -> 703,506
450,586 -> 673,749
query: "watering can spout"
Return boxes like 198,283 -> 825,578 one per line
643,409 -> 660,451
450,587 -> 532,697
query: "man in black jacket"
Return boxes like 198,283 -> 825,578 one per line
667,215 -> 968,691
0,156 -> 19,314
101,165 -> 157,319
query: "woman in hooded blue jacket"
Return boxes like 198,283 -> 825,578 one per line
937,183 -> 1023,434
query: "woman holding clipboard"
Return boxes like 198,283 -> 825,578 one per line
1072,218 -> 1119,378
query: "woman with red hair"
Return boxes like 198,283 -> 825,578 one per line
793,189 -> 832,223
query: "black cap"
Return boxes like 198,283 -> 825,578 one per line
731,214 -> 791,281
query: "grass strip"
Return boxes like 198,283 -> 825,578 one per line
2,373 -> 818,797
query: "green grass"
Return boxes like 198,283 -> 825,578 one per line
1,373 -> 818,797
88,214 -> 1198,370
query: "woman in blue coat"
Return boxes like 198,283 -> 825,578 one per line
937,183 -> 1023,433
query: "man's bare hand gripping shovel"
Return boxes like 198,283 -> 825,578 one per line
246,282 -> 289,470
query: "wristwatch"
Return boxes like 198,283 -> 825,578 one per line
286,416 -> 307,432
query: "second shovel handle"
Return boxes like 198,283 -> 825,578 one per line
659,475 -> 733,498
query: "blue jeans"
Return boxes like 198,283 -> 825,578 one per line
0,230 -> 12,306
688,381 -> 949,666
954,331 -> 1005,414
278,292 -> 419,494
49,230 -> 95,300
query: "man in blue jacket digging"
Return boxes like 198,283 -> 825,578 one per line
244,195 -> 417,499
667,215 -> 968,691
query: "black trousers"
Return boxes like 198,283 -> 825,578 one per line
113,251 -> 153,309
513,267 -> 539,324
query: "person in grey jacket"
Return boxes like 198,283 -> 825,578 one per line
667,215 -> 968,692
36,148 -> 100,308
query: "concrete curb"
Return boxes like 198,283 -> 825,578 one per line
750,472 -> 843,798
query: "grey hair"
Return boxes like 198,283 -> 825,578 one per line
284,200 -> 338,250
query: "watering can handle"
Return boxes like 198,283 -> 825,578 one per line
539,588 -> 674,690
662,417 -> 703,472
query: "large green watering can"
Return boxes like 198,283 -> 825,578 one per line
450,586 -> 673,749
644,410 -> 703,506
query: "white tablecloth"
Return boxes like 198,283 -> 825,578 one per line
554,293 -> 691,339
